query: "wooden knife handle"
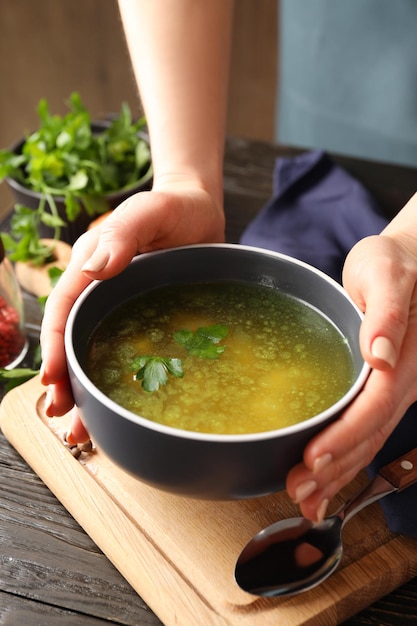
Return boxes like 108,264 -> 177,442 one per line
378,447 -> 417,491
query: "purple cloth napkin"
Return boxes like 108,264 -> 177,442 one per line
240,150 -> 388,282
240,150 -> 417,538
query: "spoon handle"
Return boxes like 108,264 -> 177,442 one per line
378,447 -> 417,491
341,446 -> 417,524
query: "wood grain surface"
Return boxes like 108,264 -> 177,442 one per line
2,376 -> 417,626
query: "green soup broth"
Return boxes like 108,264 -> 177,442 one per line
85,282 -> 355,435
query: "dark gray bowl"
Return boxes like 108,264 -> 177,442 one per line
65,244 -> 370,500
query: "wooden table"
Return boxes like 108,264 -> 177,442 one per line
1,136 -> 417,625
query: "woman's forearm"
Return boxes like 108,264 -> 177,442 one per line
118,0 -> 234,206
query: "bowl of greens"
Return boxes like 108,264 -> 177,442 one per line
0,93 -> 153,245
65,243 -> 370,499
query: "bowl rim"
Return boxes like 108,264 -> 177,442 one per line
65,243 -> 371,443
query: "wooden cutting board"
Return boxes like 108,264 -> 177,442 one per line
1,375 -> 417,626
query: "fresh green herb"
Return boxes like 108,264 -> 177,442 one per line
130,324 -> 228,393
0,367 -> 40,392
173,324 -> 228,359
1,203 -> 65,265
0,92 -> 152,264
131,356 -> 184,392
0,93 -> 151,218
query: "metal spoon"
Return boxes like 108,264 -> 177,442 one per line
235,447 -> 417,597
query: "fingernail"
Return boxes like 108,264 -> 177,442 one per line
313,453 -> 333,473
315,498 -> 329,523
371,336 -> 396,368
294,480 -> 317,503
82,249 -> 110,273
66,430 -> 76,446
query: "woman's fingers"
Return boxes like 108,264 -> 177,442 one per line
286,278 -> 417,523
343,235 -> 414,371
44,377 -> 75,417
286,369 -> 397,518
40,229 -> 99,386
66,408 -> 90,445
80,187 -> 224,278
287,231 -> 417,521
79,192 -> 166,278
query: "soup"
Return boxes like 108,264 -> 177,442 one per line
85,282 -> 354,435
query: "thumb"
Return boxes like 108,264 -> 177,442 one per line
343,235 -> 412,370
80,192 -> 167,279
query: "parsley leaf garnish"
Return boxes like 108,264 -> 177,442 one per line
131,356 -> 183,392
131,324 -> 228,393
173,324 -> 228,359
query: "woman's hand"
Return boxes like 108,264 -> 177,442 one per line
40,180 -> 225,428
40,0 -> 234,441
286,229 -> 417,522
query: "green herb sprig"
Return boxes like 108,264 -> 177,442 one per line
0,367 -> 40,392
1,203 -> 65,265
0,93 -> 151,216
173,324 -> 228,359
132,324 -> 228,393
131,356 -> 184,392
0,341 -> 41,393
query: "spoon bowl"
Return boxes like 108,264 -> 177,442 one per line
236,516 -> 343,597
235,447 -> 417,596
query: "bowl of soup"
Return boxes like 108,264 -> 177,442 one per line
65,244 -> 370,499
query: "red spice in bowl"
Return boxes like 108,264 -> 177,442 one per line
0,295 -> 26,367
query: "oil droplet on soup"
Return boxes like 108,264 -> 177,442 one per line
86,283 -> 355,435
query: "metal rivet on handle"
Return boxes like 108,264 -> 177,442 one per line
401,460 -> 414,471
